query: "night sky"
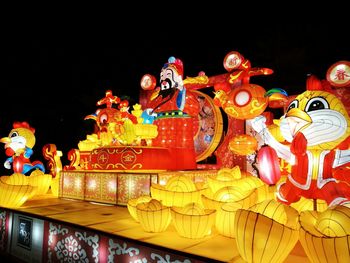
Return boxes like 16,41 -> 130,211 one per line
1,24 -> 348,174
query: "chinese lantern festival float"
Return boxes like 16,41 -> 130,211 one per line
1,52 -> 350,263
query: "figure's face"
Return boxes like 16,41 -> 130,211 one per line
159,67 -> 179,98
279,90 -> 350,149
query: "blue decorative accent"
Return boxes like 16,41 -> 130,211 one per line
168,56 -> 176,63
141,109 -> 156,124
176,89 -> 186,111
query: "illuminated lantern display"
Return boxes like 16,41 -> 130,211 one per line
0,179 -> 37,208
326,60 -> 350,88
0,121 -> 45,175
28,170 -> 52,195
150,175 -> 206,207
171,202 -> 216,239
251,74 -> 350,206
0,172 -> 29,185
136,199 -> 171,233
207,167 -> 264,194
215,84 -> 268,120
229,134 -> 258,155
202,186 -> 257,211
215,202 -> 242,238
299,205 -> 350,263
265,88 -> 289,109
235,200 -> 300,263
140,74 -> 157,91
143,56 -> 200,170
291,196 -> 328,213
256,145 -> 281,185
127,195 -> 152,222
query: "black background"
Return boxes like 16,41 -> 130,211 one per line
1,23 -> 348,174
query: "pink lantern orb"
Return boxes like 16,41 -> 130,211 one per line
257,145 -> 281,185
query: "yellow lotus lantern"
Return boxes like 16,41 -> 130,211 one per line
151,175 -> 206,207
0,179 -> 37,208
127,195 -> 152,222
136,199 -> 171,233
28,170 -> 52,195
235,199 -> 300,263
299,205 -> 350,263
171,202 -> 216,239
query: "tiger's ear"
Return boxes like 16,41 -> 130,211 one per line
306,74 -> 322,91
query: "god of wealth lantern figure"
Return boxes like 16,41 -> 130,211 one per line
142,56 -> 200,170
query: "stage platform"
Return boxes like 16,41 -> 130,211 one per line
0,193 -> 310,262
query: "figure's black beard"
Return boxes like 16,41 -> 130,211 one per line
152,88 -> 176,114
159,86 -> 175,99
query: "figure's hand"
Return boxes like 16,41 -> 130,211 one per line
291,132 -> 307,155
251,115 -> 267,134
4,160 -> 11,169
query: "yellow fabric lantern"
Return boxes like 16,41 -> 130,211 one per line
171,203 -> 216,239
229,134 -> 258,155
127,195 -> 152,222
0,179 -> 37,208
207,167 -> 264,194
136,199 -> 171,233
299,205 -> 350,263
0,173 -> 29,185
235,199 -> 300,263
215,202 -> 242,238
291,196 -> 328,213
151,175 -> 206,207
50,175 -> 60,197
28,170 -> 52,195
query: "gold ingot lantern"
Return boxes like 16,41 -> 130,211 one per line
127,195 -> 152,222
0,173 -> 29,185
0,179 -> 37,208
151,175 -> 206,207
171,203 -> 216,239
235,199 -> 300,263
50,175 -> 60,197
136,199 -> 171,233
291,196 -> 328,213
207,167 -> 264,194
215,202 -> 242,238
299,205 -> 350,263
202,186 -> 257,211
28,170 -> 52,195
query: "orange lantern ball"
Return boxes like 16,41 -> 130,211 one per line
140,74 -> 157,90
229,134 -> 258,155
224,83 -> 268,120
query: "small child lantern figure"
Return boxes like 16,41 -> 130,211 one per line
252,75 -> 350,207
0,122 -> 45,175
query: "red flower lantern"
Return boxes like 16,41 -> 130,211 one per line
257,145 -> 281,185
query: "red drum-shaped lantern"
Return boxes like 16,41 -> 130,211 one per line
224,84 -> 268,120
229,134 -> 258,155
140,74 -> 157,90
257,145 -> 281,185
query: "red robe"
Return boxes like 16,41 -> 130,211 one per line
150,89 -> 200,170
